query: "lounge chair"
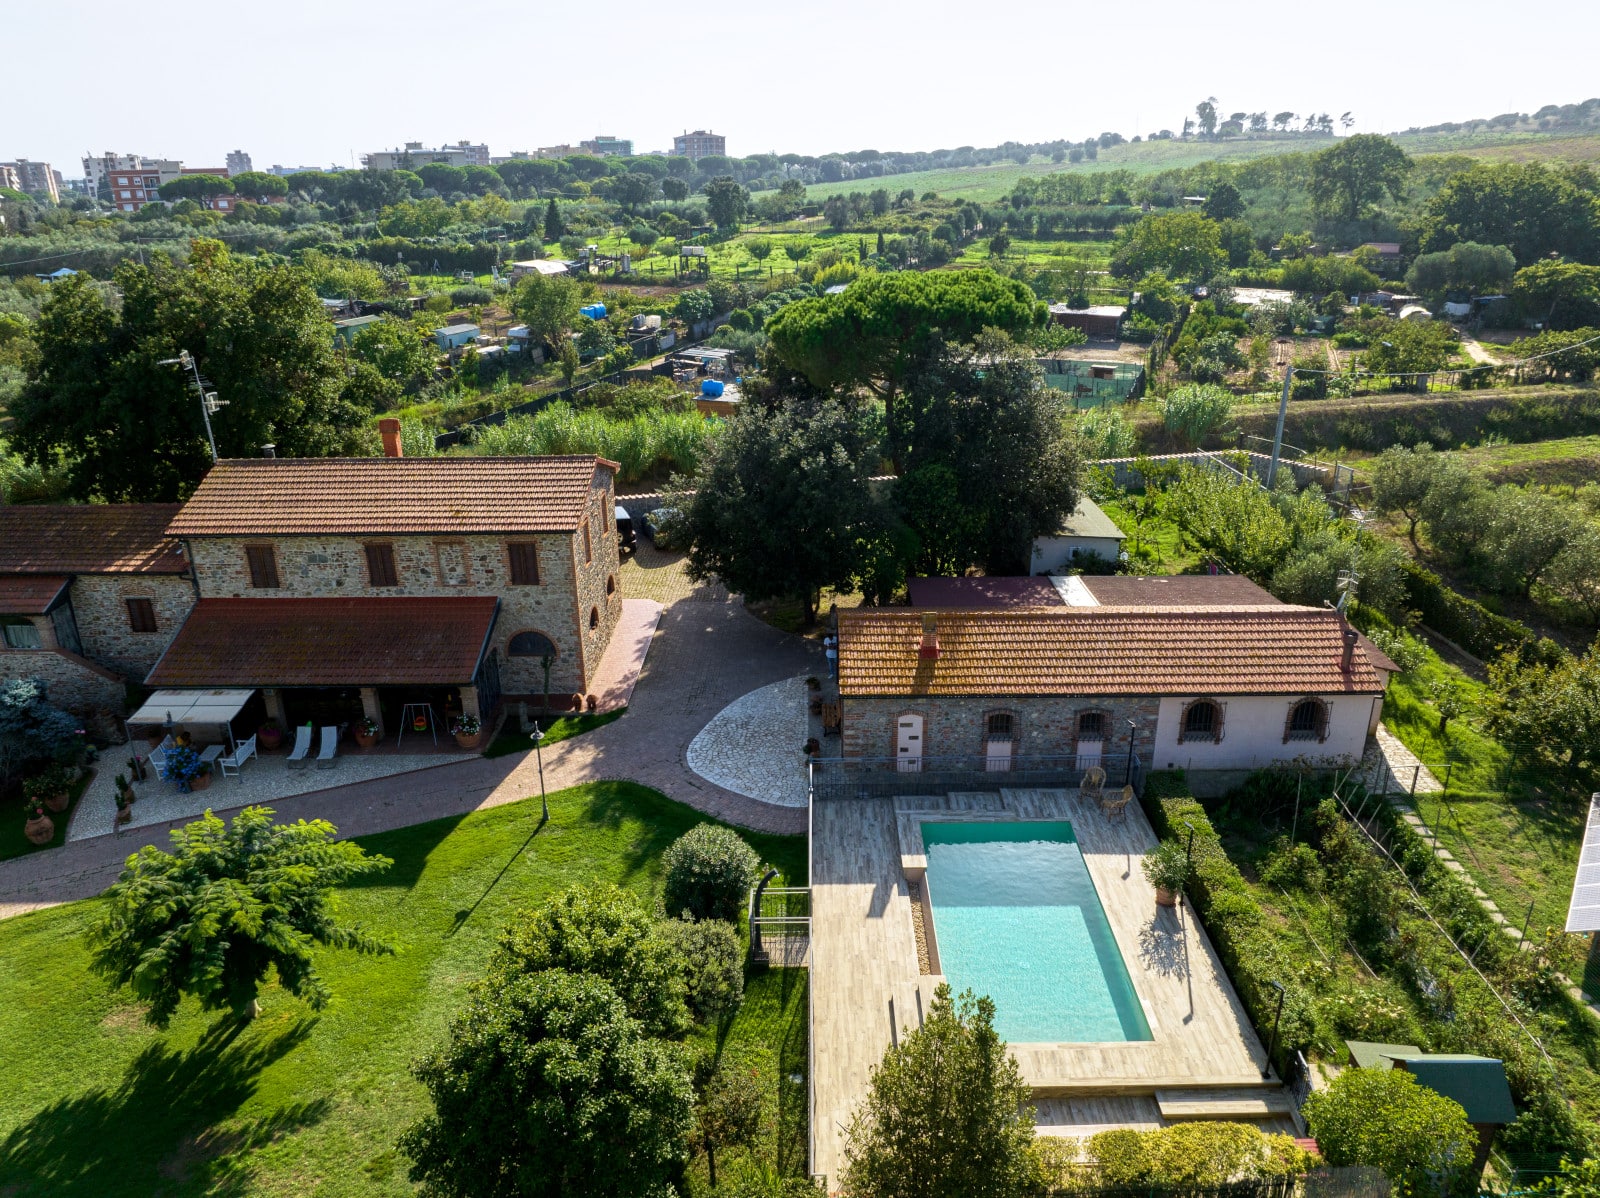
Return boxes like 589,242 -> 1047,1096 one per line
285,725 -> 313,768
314,725 -> 338,769
219,734 -> 257,777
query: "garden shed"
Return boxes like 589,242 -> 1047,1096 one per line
1047,304 -> 1126,338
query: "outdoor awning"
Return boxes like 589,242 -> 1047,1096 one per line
145,597 -> 501,688
128,689 -> 257,728
0,576 -> 69,615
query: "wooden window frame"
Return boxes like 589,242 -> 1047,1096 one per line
364,542 -> 399,588
506,541 -> 540,586
125,597 -> 158,633
245,544 -> 280,590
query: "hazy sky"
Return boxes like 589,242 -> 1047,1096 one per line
10,0 -> 1599,174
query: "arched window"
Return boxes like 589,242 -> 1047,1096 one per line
1077,711 -> 1106,739
1179,699 -> 1222,744
985,712 -> 1014,741
589,606 -> 600,630
606,574 -> 616,596
1285,697 -> 1328,743
508,631 -> 558,658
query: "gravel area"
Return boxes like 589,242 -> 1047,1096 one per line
686,675 -> 810,808
67,749 -> 474,842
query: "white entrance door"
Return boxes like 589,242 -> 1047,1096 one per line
985,738 -> 1013,772
896,715 -> 923,773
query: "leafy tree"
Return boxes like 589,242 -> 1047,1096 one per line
745,237 -> 773,262
764,269 -> 1041,423
351,317 -> 434,382
89,806 -> 392,1026
696,1060 -> 765,1190
1203,181 -> 1245,221
12,242 -> 366,501
659,918 -> 744,1022
661,824 -> 761,924
661,177 -> 690,202
1511,261 -> 1600,330
1370,442 -> 1447,550
842,985 -> 1038,1198
783,239 -> 812,268
1159,383 -> 1234,449
1404,242 -> 1515,299
988,230 -> 1012,257
543,197 -> 564,243
1545,524 -> 1600,625
0,677 -> 78,791
297,249 -> 387,300
1361,320 -> 1459,376
415,163 -> 466,194
666,397 -> 889,624
1529,1156 -> 1600,1198
228,171 -> 289,202
1269,527 -> 1407,618
1478,487 -> 1588,597
401,969 -> 694,1198
489,883 -> 690,1039
703,176 -> 749,230
1110,211 -> 1226,282
1303,1066 -> 1475,1197
158,173 -> 235,203
1195,97 -> 1219,139
612,171 -> 658,212
1419,163 -> 1600,264
1308,134 -> 1412,221
674,289 -> 715,324
511,271 -> 583,351
890,333 -> 1083,575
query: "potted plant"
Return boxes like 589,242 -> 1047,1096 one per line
586,694 -> 599,713
1142,840 -> 1191,908
127,755 -> 146,784
803,737 -> 821,757
452,714 -> 483,750
164,744 -> 211,794
34,764 -> 73,813
257,720 -> 284,751
115,773 -> 135,807
24,798 -> 54,846
806,676 -> 821,691
568,692 -> 584,712
355,717 -> 381,748
115,790 -> 133,825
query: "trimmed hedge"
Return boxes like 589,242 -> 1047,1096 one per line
1138,773 -> 1317,1072
1034,1121 -> 1316,1193
1395,557 -> 1563,665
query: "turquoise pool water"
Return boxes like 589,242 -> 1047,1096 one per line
922,821 -> 1151,1044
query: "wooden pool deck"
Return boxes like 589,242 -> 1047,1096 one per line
810,787 -> 1284,1185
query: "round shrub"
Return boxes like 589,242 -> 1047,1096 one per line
660,917 -> 744,1021
661,825 -> 760,923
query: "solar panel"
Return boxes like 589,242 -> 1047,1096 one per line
1567,796 -> 1600,934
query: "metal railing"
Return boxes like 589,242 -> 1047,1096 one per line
809,753 -> 1146,802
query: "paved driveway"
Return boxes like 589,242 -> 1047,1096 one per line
0,575 -> 817,917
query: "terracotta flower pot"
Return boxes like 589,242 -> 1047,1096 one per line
118,787 -> 136,807
258,726 -> 284,751
454,731 -> 483,750
355,730 -> 380,748
1155,886 -> 1178,908
191,772 -> 213,792
116,806 -> 132,825
25,815 -> 55,846
44,790 -> 70,814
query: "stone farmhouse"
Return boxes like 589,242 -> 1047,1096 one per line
836,574 -> 1396,788
1,431 -> 623,739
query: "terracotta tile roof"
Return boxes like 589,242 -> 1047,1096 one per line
837,606 -> 1385,697
146,597 -> 499,688
0,576 -> 69,614
0,504 -> 186,574
166,456 -> 618,537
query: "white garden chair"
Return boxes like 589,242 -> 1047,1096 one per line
219,735 -> 257,777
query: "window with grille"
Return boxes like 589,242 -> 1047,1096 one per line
1286,699 -> 1326,742
1077,711 -> 1105,738
507,542 -> 540,585
1181,700 -> 1221,743
365,543 -> 399,588
126,598 -> 157,633
245,545 -> 279,589
986,712 -> 1014,740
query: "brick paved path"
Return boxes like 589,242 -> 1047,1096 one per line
0,584 -> 817,918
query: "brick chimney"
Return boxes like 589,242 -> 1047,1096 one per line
918,614 -> 940,660
379,418 -> 403,459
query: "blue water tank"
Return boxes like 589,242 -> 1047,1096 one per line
700,379 -> 725,398
580,303 -> 607,320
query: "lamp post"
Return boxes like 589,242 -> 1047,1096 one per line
1123,718 -> 1138,788
531,722 -> 548,821
1263,981 -> 1287,1079
1181,820 -> 1196,869
156,349 -> 225,463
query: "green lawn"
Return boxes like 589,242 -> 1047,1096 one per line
0,782 -> 807,1197
482,706 -> 625,758
1098,495 -> 1205,573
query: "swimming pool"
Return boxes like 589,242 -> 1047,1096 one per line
921,821 -> 1151,1043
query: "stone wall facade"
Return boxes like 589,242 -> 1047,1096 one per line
1,642 -> 127,722
181,474 -> 622,697
69,573 -> 196,681
842,693 -> 1161,763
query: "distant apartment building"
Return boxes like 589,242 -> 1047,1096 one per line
226,149 -> 253,175
672,130 -> 726,161
0,165 -> 18,192
1,159 -> 60,202
535,144 -> 585,160
363,141 -> 491,170
82,152 -> 141,198
269,164 -> 332,176
580,135 -> 633,157
107,165 -> 163,212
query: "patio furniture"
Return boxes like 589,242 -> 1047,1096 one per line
820,700 -> 842,737
148,736 -> 176,780
285,725 -> 313,768
199,744 -> 224,770
398,702 -> 438,747
1079,766 -> 1107,799
218,735 -> 257,777
315,726 -> 339,768
1100,785 -> 1135,822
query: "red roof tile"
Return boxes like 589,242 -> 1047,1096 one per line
0,505 -> 186,574
837,606 -> 1385,697
167,457 -> 615,537
145,597 -> 499,687
0,576 -> 69,614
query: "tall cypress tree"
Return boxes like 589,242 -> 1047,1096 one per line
544,197 -> 564,244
